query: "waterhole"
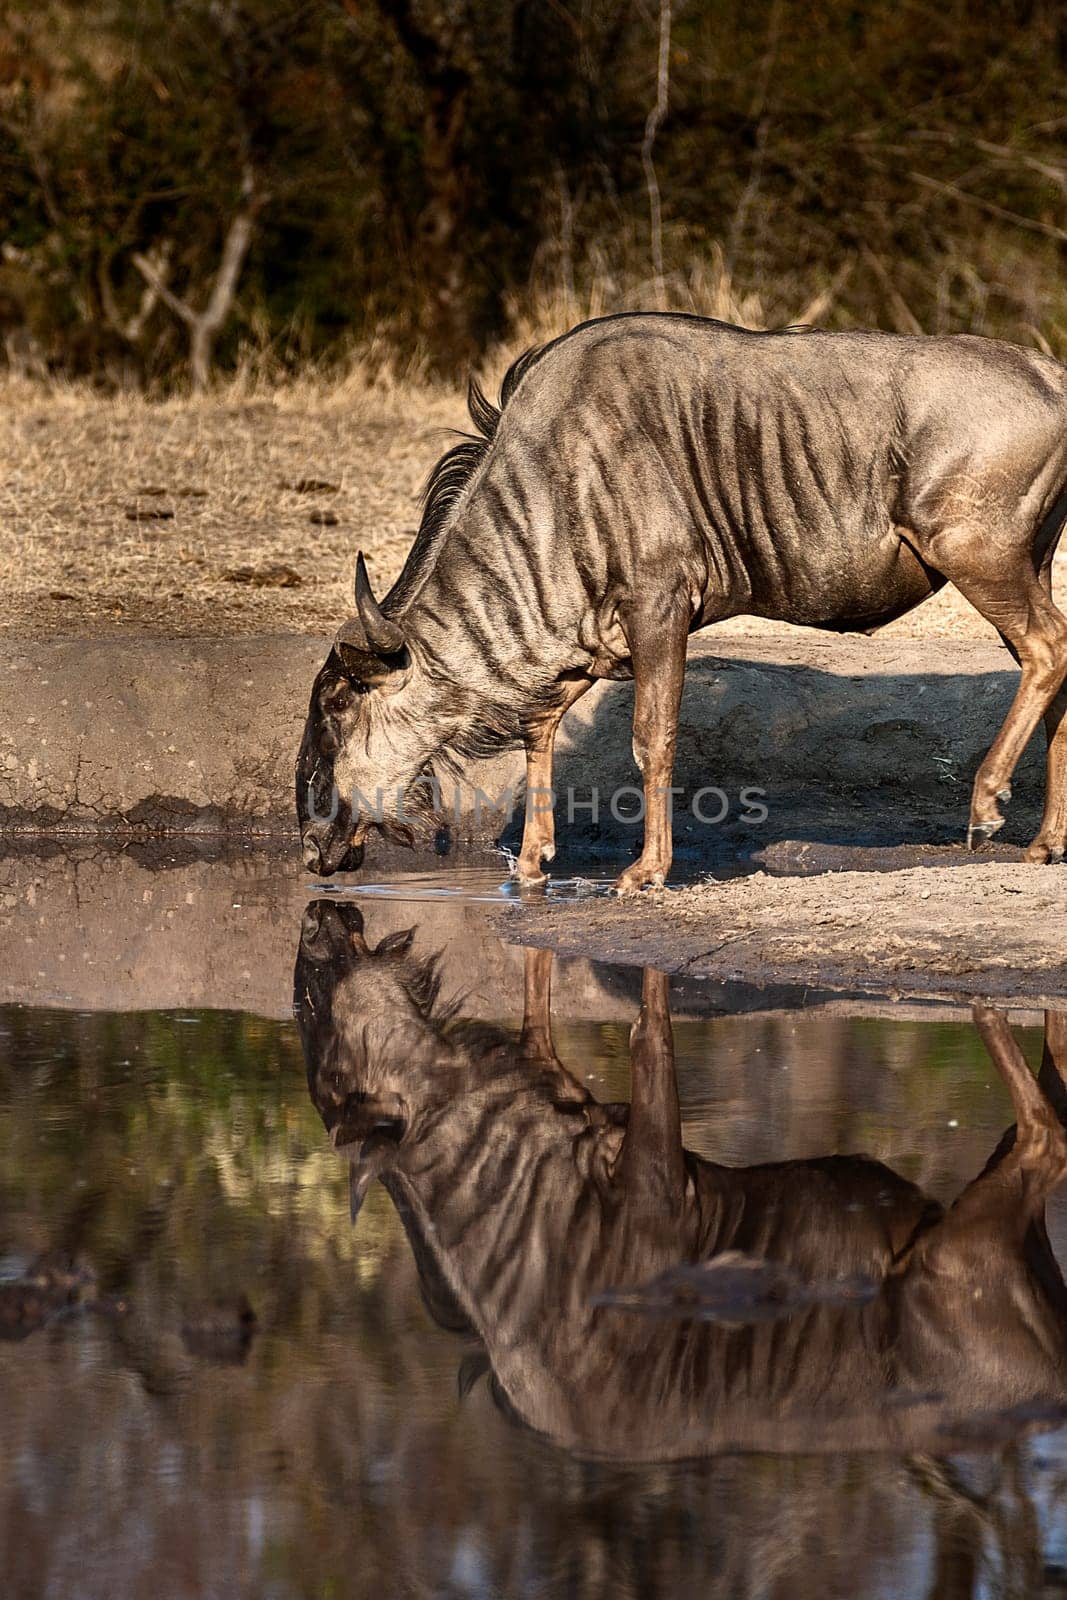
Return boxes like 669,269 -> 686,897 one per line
1,848 -> 1066,1598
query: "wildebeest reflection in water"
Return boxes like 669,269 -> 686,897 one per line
295,901 -> 1067,1460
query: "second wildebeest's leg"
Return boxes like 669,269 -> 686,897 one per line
514,678 -> 592,885
613,595 -> 691,895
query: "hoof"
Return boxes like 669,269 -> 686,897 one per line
612,878 -> 643,898
967,818 -> 1004,850
511,865 -> 548,887
613,869 -> 665,896
1024,839 -> 1065,865
996,786 -> 1012,805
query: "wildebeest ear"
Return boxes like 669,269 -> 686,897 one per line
334,625 -> 403,686
354,552 -> 406,655
376,927 -> 415,958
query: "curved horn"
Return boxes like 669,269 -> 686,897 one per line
354,553 -> 405,655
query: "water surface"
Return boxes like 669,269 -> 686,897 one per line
2,870 -> 1067,1599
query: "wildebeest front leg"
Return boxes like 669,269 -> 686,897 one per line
514,725 -> 560,885
514,679 -> 591,885
614,598 -> 690,895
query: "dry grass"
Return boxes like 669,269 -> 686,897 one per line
0,322 -> 1061,642
0,360 -> 465,638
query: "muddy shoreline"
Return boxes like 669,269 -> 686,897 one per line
1,841 -> 1058,1020
499,851 -> 1067,1006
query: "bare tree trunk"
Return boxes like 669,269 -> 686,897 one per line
641,0 -> 672,309
133,167 -> 261,392
99,241 -> 173,346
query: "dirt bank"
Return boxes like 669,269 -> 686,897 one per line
501,859 -> 1067,1005
0,632 -> 1046,839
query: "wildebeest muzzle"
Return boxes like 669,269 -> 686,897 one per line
301,820 -> 365,876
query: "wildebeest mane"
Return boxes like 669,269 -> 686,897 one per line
383,317 -> 810,616
386,318 -> 803,618
396,944 -> 450,1022
386,345 -> 548,612
372,936 -> 519,1060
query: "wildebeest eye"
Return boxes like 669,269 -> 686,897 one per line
321,680 -> 352,715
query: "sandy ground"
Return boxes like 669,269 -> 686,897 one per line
0,377 -> 464,638
501,857 -> 1067,1004
3,376 -> 1063,642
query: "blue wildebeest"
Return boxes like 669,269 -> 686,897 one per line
297,315 -> 1067,891
295,902 -> 1067,1459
